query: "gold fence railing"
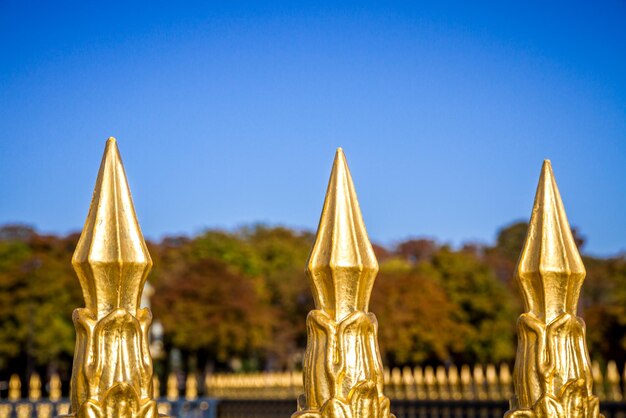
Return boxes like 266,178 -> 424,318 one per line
204,361 -> 625,402
1,142 -> 616,418
4,360 -> 623,405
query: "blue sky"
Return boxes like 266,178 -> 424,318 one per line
1,1 -> 625,256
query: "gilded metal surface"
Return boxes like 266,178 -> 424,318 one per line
166,373 -> 179,401
50,374 -> 62,402
9,374 -> 21,401
293,149 -> 394,418
66,138 -> 162,418
506,161 -> 601,418
29,373 -> 42,401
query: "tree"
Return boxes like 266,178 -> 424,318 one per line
244,226 -> 314,369
372,264 -> 470,365
424,248 -> 518,363
0,226 -> 81,378
152,256 -> 274,369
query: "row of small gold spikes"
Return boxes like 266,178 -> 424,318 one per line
4,360 -> 623,403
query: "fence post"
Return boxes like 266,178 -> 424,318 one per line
505,161 -> 601,417
9,375 -> 21,402
49,374 -> 62,402
606,361 -> 622,401
292,149 -> 394,418
166,373 -> 179,401
29,373 -> 41,401
66,138 -> 162,418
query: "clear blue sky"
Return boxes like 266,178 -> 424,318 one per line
1,1 -> 625,256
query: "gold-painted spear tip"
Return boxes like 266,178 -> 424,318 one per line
516,160 -> 585,321
73,138 -> 151,317
307,148 -> 378,320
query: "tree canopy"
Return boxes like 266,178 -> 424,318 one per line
0,221 -> 624,379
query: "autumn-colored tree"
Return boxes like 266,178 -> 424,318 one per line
582,256 -> 626,365
421,247 -> 518,363
0,221 -> 624,379
152,256 -> 274,369
244,226 -> 314,369
372,260 -> 470,365
0,225 -> 81,380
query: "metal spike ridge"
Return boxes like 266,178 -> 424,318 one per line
72,137 -> 152,319
516,160 -> 585,323
506,160 -> 600,418
306,148 -> 378,322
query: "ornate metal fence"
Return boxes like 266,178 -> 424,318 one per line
4,140 -> 624,418
1,361 -> 626,417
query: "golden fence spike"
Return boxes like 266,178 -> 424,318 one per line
0,405 -> 12,418
217,374 -> 226,399
412,366 -> 425,400
460,365 -> 473,400
15,404 -> 31,418
231,374 -> 239,399
56,402 -> 70,416
166,373 -> 179,401
383,368 -> 391,386
36,403 -> 53,418
152,376 -> 160,399
485,364 -> 499,400
505,161 -> 601,418
262,372 -> 272,399
291,370 -> 303,398
293,148 -> 393,418
606,360 -> 622,401
157,402 -> 171,417
391,367 -> 403,400
245,374 -> 255,399
592,360 -> 606,401
278,372 -> 289,399
401,366 -> 416,400
218,374 -> 225,398
436,366 -> 449,400
204,374 -> 212,398
68,137 -> 162,418
424,366 -> 438,400
473,364 -> 487,400
283,371 -> 291,398
255,373 -> 262,399
185,373 -> 198,400
212,374 -> 219,395
499,363 -> 513,401
623,362 -> 626,401
29,373 -> 41,402
273,373 -> 284,399
8,374 -> 21,402
49,373 -> 62,402
448,365 -> 462,400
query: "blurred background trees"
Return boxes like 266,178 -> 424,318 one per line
0,221 -> 624,382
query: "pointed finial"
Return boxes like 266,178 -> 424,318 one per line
185,373 -> 198,400
517,160 -> 585,323
607,361 -> 622,401
28,373 -> 41,401
9,375 -> 21,402
166,373 -> 179,401
49,373 -> 62,402
307,148 -> 378,321
152,376 -> 160,399
506,161 -> 600,417
72,137 -> 152,319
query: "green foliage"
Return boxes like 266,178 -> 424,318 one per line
0,226 -> 81,374
0,222 -> 623,375
372,266 -> 469,364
